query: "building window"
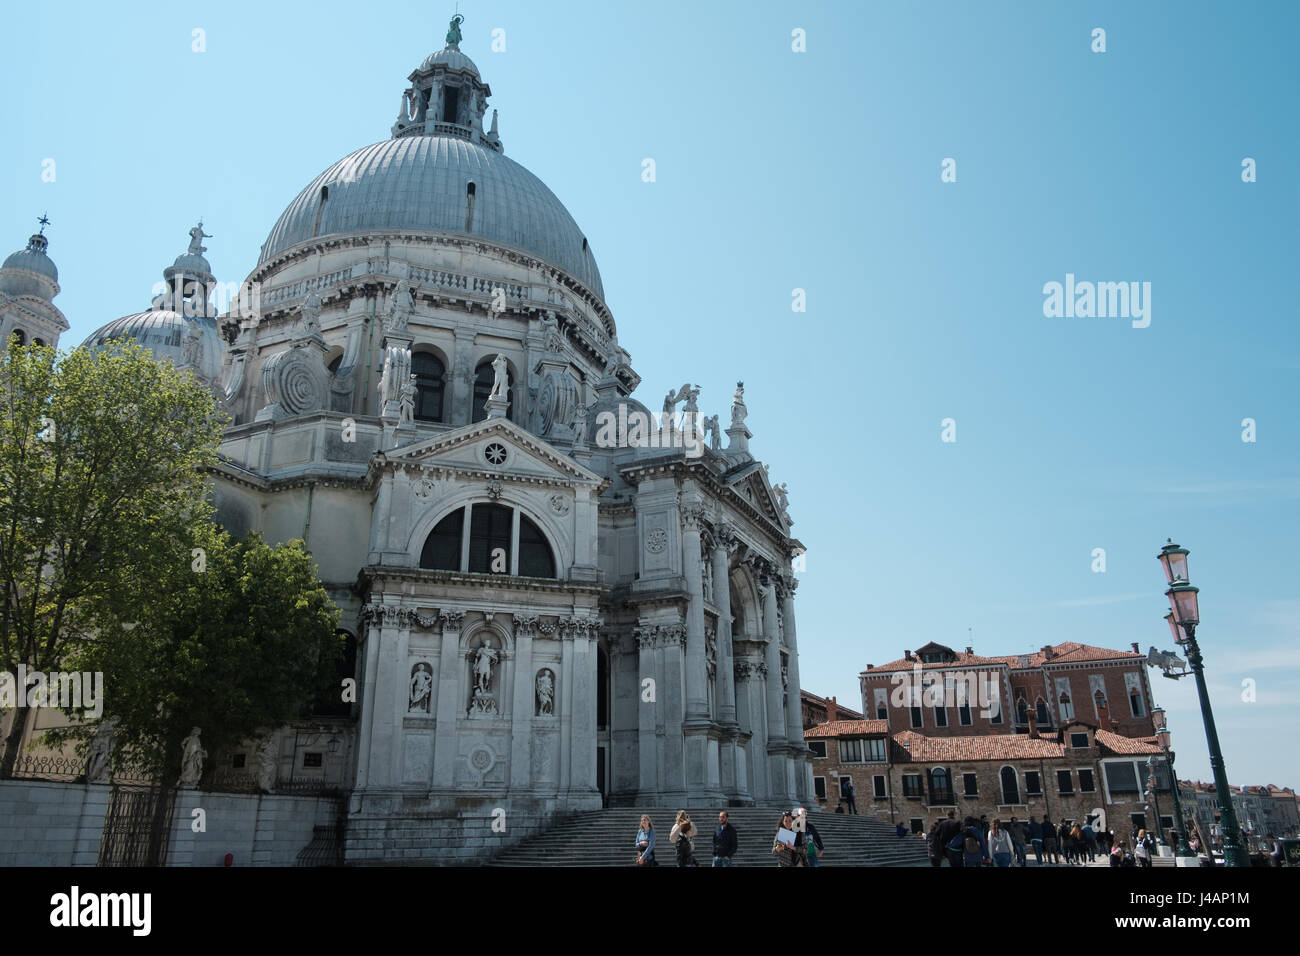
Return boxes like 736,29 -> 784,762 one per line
1070,732 -> 1090,749
1035,698 -> 1051,727
903,774 -> 923,799
420,504 -> 557,578
958,701 -> 972,726
1058,690 -> 1074,721
873,775 -> 887,798
1105,762 -> 1139,794
988,696 -> 1003,724
231,753 -> 246,769
442,84 -> 460,123
1016,697 -> 1029,724
813,776 -> 826,801
1057,770 -> 1074,795
1025,771 -> 1041,796
473,359 -> 513,423
1000,766 -> 1020,804
840,739 -> 863,763
933,703 -> 948,727
302,752 -> 323,769
876,703 -> 887,719
910,706 -> 923,729
866,738 -> 887,762
807,741 -> 827,759
1079,769 -> 1095,793
1129,689 -> 1145,718
9,329 -> 26,347
1130,812 -> 1147,833
412,351 -> 445,422
963,773 -> 978,798
929,768 -> 953,805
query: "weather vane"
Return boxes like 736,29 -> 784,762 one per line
38,213 -> 50,235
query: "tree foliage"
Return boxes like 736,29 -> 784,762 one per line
0,341 -> 225,775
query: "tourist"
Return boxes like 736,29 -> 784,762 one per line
669,810 -> 696,867
1109,841 -> 1124,867
844,780 -> 857,814
1082,820 -> 1098,862
772,810 -> 802,867
927,819 -> 946,867
948,816 -> 989,868
1069,820 -> 1086,864
712,810 -> 737,867
1134,829 -> 1153,868
989,819 -> 1015,867
979,815 -> 990,840
1009,816 -> 1028,866
1059,820 -> 1075,864
895,822 -> 908,838
1041,815 -> 1060,864
1028,816 -> 1044,864
635,814 -> 657,866
938,810 -> 963,867
797,808 -> 825,867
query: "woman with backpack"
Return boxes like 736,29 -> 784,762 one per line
1059,821 -> 1076,864
670,810 -> 697,867
989,819 -> 1015,867
634,814 -> 657,866
947,817 -> 988,868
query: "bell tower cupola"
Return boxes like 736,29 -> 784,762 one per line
391,15 -> 502,153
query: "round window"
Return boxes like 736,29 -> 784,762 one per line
484,442 -> 508,466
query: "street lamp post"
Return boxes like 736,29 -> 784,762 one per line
1156,540 -> 1251,867
1145,758 -> 1164,849
1151,707 -> 1194,857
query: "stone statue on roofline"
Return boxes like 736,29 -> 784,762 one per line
188,221 -> 211,256
446,13 -> 464,47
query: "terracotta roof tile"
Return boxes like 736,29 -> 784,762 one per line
890,730 -> 1065,761
803,719 -> 889,739
862,641 -> 1142,675
1094,730 -> 1162,755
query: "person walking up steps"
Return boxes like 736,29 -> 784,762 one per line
670,810 -> 698,867
843,780 -> 857,814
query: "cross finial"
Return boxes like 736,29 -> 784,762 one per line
37,213 -> 50,235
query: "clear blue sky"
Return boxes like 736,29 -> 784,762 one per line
3,1 -> 1296,789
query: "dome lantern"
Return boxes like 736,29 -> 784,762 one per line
392,15 -> 500,152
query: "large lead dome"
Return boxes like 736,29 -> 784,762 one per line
257,27 -> 604,299
258,137 -> 603,298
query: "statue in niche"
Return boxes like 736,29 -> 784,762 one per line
489,354 -> 509,400
702,558 -> 713,604
85,718 -> 117,784
706,635 -> 717,683
409,662 -> 433,713
399,373 -> 417,425
386,278 -> 413,334
178,727 -> 206,789
572,401 -> 589,447
469,639 -> 500,715
541,313 -> 563,353
535,669 -> 555,716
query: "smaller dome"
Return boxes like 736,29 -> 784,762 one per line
1,233 -> 58,293
420,44 -> 480,74
82,312 -> 224,388
168,251 -> 212,276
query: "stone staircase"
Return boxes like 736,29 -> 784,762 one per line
486,807 -> 931,867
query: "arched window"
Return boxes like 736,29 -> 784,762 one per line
412,351 -> 445,422
32,338 -> 45,347
9,329 -> 26,347
1129,688 -> 1145,718
1035,697 -> 1051,726
472,359 -> 512,423
468,503 -> 512,573
876,701 -> 888,720
420,508 -> 463,571
1000,766 -> 1021,805
929,767 -> 952,804
419,503 -> 558,579
729,581 -> 746,635
1016,696 -> 1029,724
518,514 -> 555,578
1059,690 -> 1074,721
327,354 -> 342,376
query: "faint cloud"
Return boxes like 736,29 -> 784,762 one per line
1052,592 -> 1155,608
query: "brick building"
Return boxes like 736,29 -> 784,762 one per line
804,639 -> 1176,837
800,690 -> 862,731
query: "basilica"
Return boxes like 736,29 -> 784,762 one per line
2,18 -> 811,863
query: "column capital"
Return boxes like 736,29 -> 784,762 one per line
513,614 -> 540,637
438,609 -> 465,634
680,504 -> 706,533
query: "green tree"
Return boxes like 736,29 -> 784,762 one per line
0,342 -> 225,777
55,525 -> 342,863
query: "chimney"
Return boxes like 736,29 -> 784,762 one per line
1097,697 -> 1113,733
865,663 -> 874,670
964,646 -> 973,656
828,696 -> 839,722
903,649 -> 914,662
1041,645 -> 1053,661
1131,642 -> 1140,654
1027,711 -> 1039,739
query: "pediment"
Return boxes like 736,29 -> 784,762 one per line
385,418 -> 604,486
724,461 -> 790,531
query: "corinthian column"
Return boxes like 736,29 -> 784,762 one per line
711,528 -> 737,724
681,505 -> 709,720
759,567 -> 789,804
781,575 -> 804,744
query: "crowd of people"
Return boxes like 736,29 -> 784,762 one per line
926,811 -> 1144,867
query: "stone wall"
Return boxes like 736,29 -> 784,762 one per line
0,780 -> 110,866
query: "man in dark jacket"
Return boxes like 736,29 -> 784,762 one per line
712,810 -> 738,867
1028,817 -> 1044,864
937,811 -> 963,867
